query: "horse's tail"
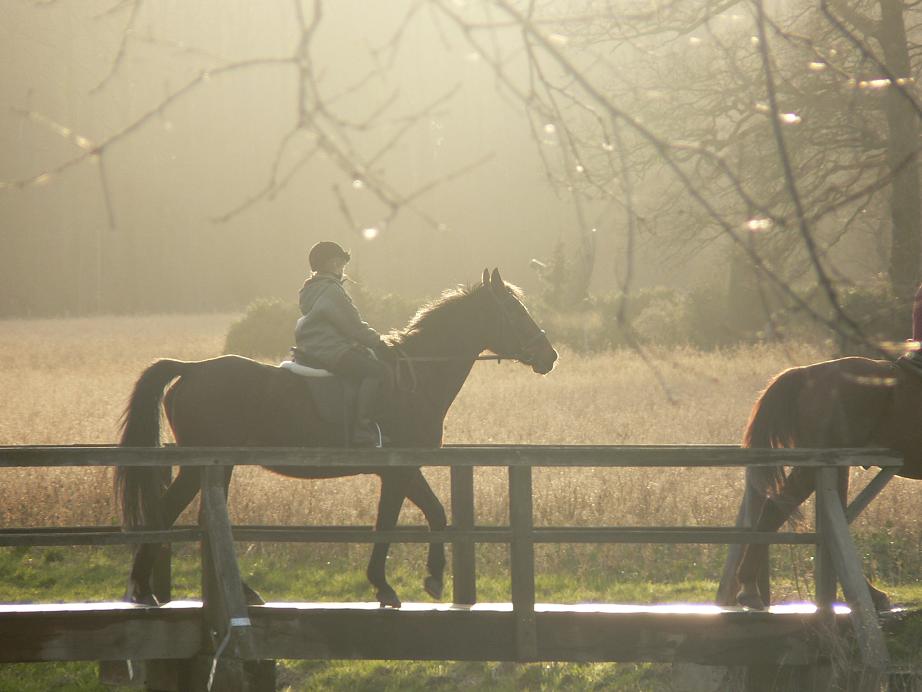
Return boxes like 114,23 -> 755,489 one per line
115,359 -> 190,529
742,366 -> 806,501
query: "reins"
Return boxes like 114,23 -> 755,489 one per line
392,348 -> 505,393
396,355 -> 504,362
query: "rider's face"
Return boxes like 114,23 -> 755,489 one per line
326,256 -> 347,278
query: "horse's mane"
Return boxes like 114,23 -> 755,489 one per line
388,281 -> 524,347
389,285 -> 474,345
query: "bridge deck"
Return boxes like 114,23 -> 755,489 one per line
0,601 -> 850,665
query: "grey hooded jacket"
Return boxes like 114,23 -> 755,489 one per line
294,273 -> 382,368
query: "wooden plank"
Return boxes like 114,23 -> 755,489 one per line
0,444 -> 904,469
529,528 -> 816,545
0,602 -> 201,662
0,528 -> 202,547
816,468 -> 890,677
450,465 -> 477,605
0,601 -> 857,666
846,467 -> 898,524
226,525 -> 816,545
509,465 -> 537,661
200,467 -> 256,663
244,604 -> 843,665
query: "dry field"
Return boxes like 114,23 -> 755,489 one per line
1,313 -> 921,582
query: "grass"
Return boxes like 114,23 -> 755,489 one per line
2,313 -> 922,689
3,545 -> 922,691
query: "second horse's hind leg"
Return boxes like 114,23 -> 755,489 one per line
406,469 -> 447,600
367,472 -> 409,608
737,466 -> 817,609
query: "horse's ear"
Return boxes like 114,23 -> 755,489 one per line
482,268 -> 490,287
490,268 -> 505,292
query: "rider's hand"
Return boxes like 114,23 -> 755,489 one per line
375,340 -> 398,364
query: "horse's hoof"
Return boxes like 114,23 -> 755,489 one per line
869,587 -> 892,612
377,588 -> 402,609
242,582 -> 265,606
127,590 -> 160,607
737,590 -> 766,610
423,576 -> 443,600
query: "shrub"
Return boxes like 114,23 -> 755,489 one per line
224,298 -> 299,360
532,287 -> 692,352
833,278 -> 908,355
683,283 -> 743,349
632,291 -> 690,347
765,277 -> 910,356
223,289 -> 422,361
348,285 -> 419,333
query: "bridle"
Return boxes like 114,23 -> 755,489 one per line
489,291 -> 548,366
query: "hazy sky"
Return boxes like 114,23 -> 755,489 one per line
2,0 -> 620,312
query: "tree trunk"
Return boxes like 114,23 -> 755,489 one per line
879,0 -> 921,304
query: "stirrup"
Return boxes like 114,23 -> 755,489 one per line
352,421 -> 384,448
898,352 -> 922,378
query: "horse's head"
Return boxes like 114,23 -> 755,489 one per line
480,268 -> 558,374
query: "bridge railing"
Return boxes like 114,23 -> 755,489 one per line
0,444 -> 904,679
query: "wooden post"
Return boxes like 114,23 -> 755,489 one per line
508,465 -> 537,661
814,469 -> 838,614
451,465 -> 477,605
199,465 -> 256,692
816,467 -> 889,686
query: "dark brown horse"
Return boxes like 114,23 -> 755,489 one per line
725,355 -> 922,611
117,268 -> 557,608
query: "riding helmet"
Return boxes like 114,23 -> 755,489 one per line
309,241 -> 351,270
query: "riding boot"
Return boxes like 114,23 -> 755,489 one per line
353,378 -> 386,448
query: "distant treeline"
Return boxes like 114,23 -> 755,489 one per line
225,279 -> 911,359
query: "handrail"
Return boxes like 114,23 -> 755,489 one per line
0,444 -> 899,675
0,444 -> 904,468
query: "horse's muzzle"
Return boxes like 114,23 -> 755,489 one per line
530,347 -> 558,375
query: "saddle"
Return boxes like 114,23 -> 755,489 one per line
279,359 -> 385,447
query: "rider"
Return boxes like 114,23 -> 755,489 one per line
293,241 -> 395,447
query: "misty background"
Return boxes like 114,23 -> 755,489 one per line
2,0 -> 918,351
1,1 -> 600,314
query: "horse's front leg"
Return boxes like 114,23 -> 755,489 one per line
405,468 -> 447,600
368,471 -> 410,608
737,466 -> 816,609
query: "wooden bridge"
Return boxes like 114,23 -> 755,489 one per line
0,445 -> 905,691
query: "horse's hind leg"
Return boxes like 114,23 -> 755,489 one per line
737,466 -> 816,609
128,466 -> 202,605
405,469 -> 447,600
716,471 -> 770,606
367,472 -> 409,608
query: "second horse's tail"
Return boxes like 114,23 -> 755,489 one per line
114,359 -> 191,529
742,366 -> 806,499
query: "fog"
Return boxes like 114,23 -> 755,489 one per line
1,1 -> 611,314
1,0 -> 915,336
